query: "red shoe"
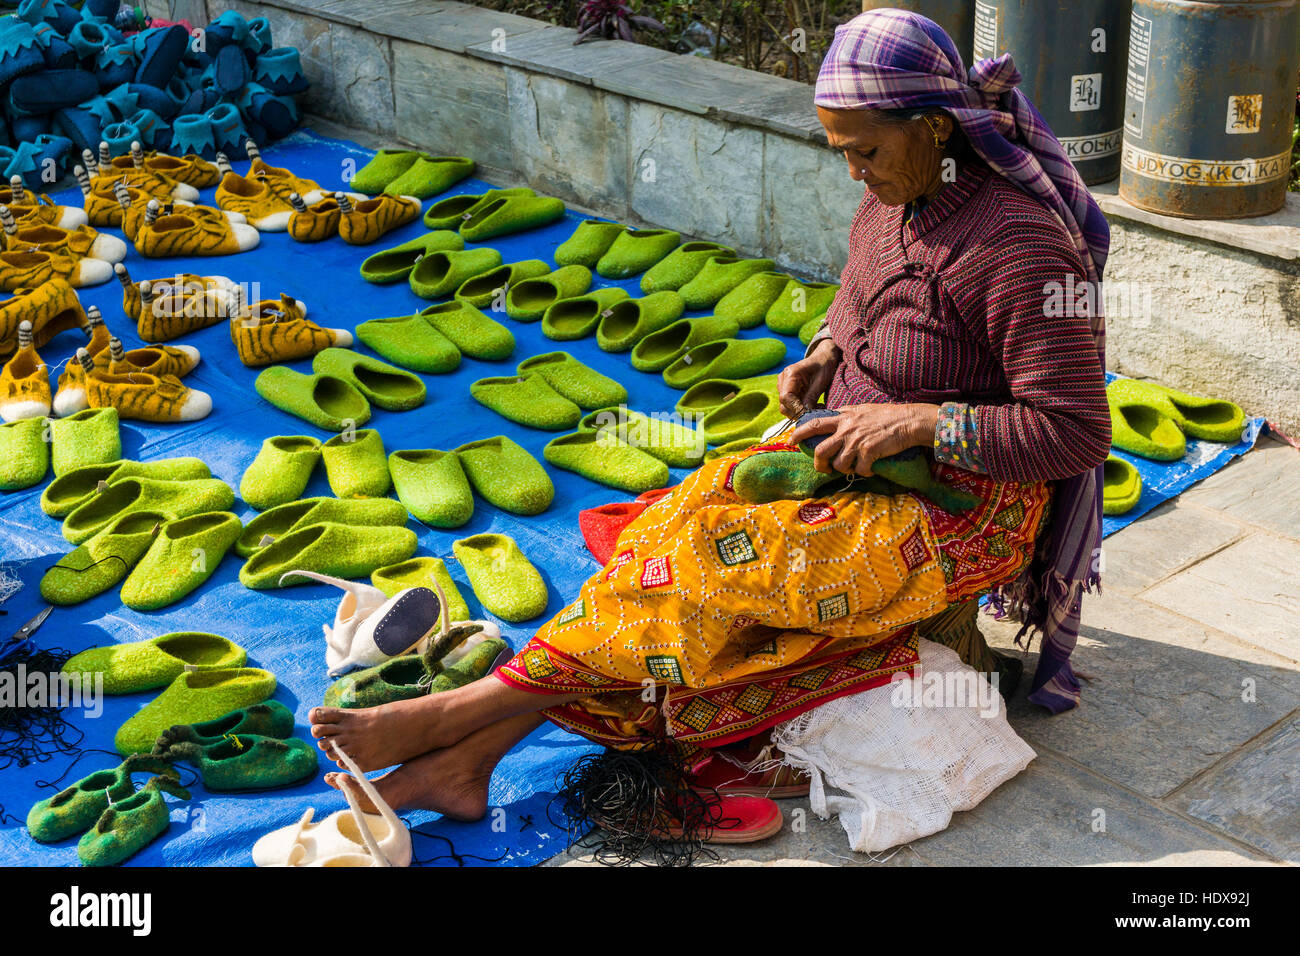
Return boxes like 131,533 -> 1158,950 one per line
578,500 -> 647,565
689,752 -> 811,799
596,793 -> 784,845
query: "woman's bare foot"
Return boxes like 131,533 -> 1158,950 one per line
310,695 -> 454,771
324,748 -> 490,821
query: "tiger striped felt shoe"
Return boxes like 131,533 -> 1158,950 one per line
133,200 -> 261,258
230,294 -> 352,367
95,336 -> 201,379
88,161 -> 199,203
286,191 -> 341,243
121,198 -> 248,244
81,352 -> 213,424
116,264 -> 241,328
336,192 -> 421,246
106,150 -> 222,189
0,279 -> 87,361
214,170 -> 297,231
0,249 -> 113,291
3,177 -> 88,229
0,320 -> 52,422
245,141 -> 328,205
52,305 -> 112,417
0,209 -> 128,263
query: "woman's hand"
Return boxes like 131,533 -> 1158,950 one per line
778,338 -> 840,419
789,402 -> 941,476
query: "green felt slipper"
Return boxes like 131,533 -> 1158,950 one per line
320,429 -> 391,499
349,148 -> 420,194
408,247 -> 503,299
237,496 -> 408,556
540,287 -> 630,341
715,271 -> 792,329
505,265 -> 593,321
42,458 -> 212,518
578,406 -> 705,469
732,450 -> 844,504
241,523 -> 418,590
355,312 -> 462,374
455,259 -> 551,310
51,407 -> 120,477
359,230 -> 464,284
420,301 -> 515,361
114,667 -> 276,756
595,228 -> 682,279
798,314 -> 825,346
240,437 -> 321,511
422,188 -> 533,230
516,351 -> 627,409
0,417 -> 48,491
323,633 -> 508,708
595,292 -> 686,352
312,348 -> 427,412
663,337 -> 788,390
460,192 -> 565,242
640,241 -> 734,293
152,700 -> 296,751
543,430 -> 670,494
120,511 -> 242,610
765,278 -> 839,335
453,436 -> 554,515
1112,379 -> 1246,444
40,511 -> 165,605
387,448 -> 473,528
675,374 -> 781,417
254,367 -> 371,432
1106,380 -> 1187,461
62,476 -> 235,544
704,437 -> 758,461
64,632 -> 247,696
678,256 -> 778,310
1103,454 -> 1142,516
384,155 -> 475,199
555,220 -> 626,267
372,557 -> 471,620
77,776 -> 191,867
453,533 -> 548,622
871,447 -> 980,513
630,316 -> 740,372
700,390 -> 785,445
27,755 -> 178,844
470,374 -> 581,430
161,734 -> 318,792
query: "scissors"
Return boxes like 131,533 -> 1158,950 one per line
8,605 -> 51,645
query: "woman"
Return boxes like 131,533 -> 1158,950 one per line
308,9 -> 1111,841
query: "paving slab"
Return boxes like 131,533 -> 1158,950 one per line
466,25 -> 675,84
1096,499 -> 1246,595
1178,436 -> 1300,542
400,3 -> 549,54
597,52 -> 780,116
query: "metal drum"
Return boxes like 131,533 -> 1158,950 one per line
1119,0 -> 1299,218
861,1 -> 977,69
971,1 -> 1131,184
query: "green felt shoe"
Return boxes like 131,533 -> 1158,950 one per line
349,148 -> 420,194
540,287 -> 630,341
455,259 -> 551,310
254,367 -> 371,432
453,436 -> 554,515
460,192 -> 565,242
595,228 -> 681,279
662,337 -> 787,390
516,351 -> 627,409
120,511 -> 242,610
595,292 -> 686,352
62,476 -> 235,544
51,407 -> 120,477
732,450 -> 843,504
555,220 -> 626,267
372,557 -> 471,620
715,271 -> 792,330
27,755 -> 178,844
236,496 -> 409,557
470,374 -> 581,430
355,312 -> 462,374
322,631 -> 510,708
1103,454 -> 1142,516
420,301 -> 514,361
704,437 -> 757,461
359,230 -> 464,284
1113,379 -> 1246,444
678,256 -> 778,310
240,437 -> 321,511
543,430 -> 670,493
77,775 -> 191,866
320,429 -> 391,499
0,417 -> 48,491
383,155 -> 475,199
765,278 -> 839,335
453,533 -> 548,622
640,241 -> 734,293
1106,380 -> 1187,461
312,348 -> 427,412
115,666 -> 278,755
579,406 -> 705,469
153,700 -> 296,751
161,734 -> 318,792
505,265 -> 593,321
41,511 -> 165,605
241,523 -> 418,590
422,188 -> 533,230
64,632 -> 247,696
388,449 -> 473,528
43,458 -> 213,518
798,314 -> 825,346
408,247 -> 503,299
675,374 -> 780,417
630,316 -> 740,372
700,390 -> 785,445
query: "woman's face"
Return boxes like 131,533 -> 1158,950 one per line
817,107 -> 951,206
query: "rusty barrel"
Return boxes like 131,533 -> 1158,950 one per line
971,1 -> 1131,184
861,1 -> 977,68
1119,0 -> 1299,218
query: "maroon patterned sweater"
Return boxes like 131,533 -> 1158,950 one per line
813,161 -> 1111,482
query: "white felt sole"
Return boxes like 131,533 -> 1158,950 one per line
233,223 -> 261,251
0,400 -> 50,423
51,387 -> 87,418
178,387 -> 213,421
73,258 -> 114,287
90,234 -> 129,263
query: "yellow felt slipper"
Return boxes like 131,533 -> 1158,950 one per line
214,170 -> 297,231
96,336 -> 200,379
80,351 -> 213,423
106,151 -> 222,189
5,182 -> 88,229
116,265 -> 240,338
133,200 -> 261,258
0,213 -> 128,264
0,320 -> 51,421
230,295 -> 352,367
0,278 -> 86,361
88,163 -> 197,203
245,141 -> 329,203
286,192 -> 341,243
52,305 -> 112,417
0,249 -> 113,291
336,193 -> 421,245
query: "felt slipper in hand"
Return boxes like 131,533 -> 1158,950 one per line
40,510 -> 165,605
64,631 -> 246,696
235,496 -> 409,558
452,435 -> 554,515
420,300 -> 514,361
348,148 -> 419,194
595,291 -> 686,352
372,557 -> 471,621
640,241 -> 734,293
579,406 -> 705,468
421,187 -> 532,229
312,347 -> 427,412
161,733 -> 318,792
578,500 -> 648,565
516,351 -> 627,409
118,511 -> 240,612
731,450 -> 843,504
62,476 -> 235,544
765,278 -> 838,335
0,417 -> 48,490
113,667 -> 274,754
540,287 -> 630,341
630,316 -> 740,372
555,219 -> 626,267
27,754 -> 178,844
383,154 -> 474,199
154,700 -> 296,750
254,367 -> 371,431
1106,379 -> 1187,461
77,775 -> 191,866
700,390 -> 785,445
595,228 -> 681,279
454,259 -> 551,310
678,256 -> 777,310
452,532 -> 548,622
1111,378 -> 1246,444
388,449 -> 474,528
49,406 -> 120,476
43,458 -> 211,518
470,373 -> 581,430
408,246 -> 503,299
505,265 -> 592,321
321,428 -> 391,499
359,229 -> 464,284
240,436 -> 322,511
458,191 -> 565,242
355,312 -> 462,374
1103,454 -> 1142,516
543,430 -> 670,494
241,523 -> 418,590
663,337 -> 787,390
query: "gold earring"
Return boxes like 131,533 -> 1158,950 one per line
925,116 -> 943,149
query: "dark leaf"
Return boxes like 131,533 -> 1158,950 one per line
617,18 -> 633,41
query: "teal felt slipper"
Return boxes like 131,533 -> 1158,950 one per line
640,241 -> 734,293
242,523 -> 418,590
715,271 -> 792,329
540,287 -> 630,341
516,351 -> 627,409
452,533 -> 548,622
505,265 -> 593,321
420,301 -> 515,361
543,430 -> 670,494
455,259 -> 551,310
42,458 -> 212,518
51,407 -> 120,477
312,348 -> 427,412
678,256 -> 778,310
115,667 -> 276,755
349,148 -> 419,194
700,390 -> 785,445
675,374 -> 780,417
388,448 -> 474,528
65,632 -> 248,696
798,314 -> 825,346
579,406 -> 706,469
371,556 -> 471,620
236,496 -> 409,557
630,316 -> 740,372
254,367 -> 371,432
383,155 -> 475,199
321,429 -> 391,499
422,188 -> 534,230
240,437 -> 321,511
62,477 -> 235,545
595,291 -> 686,352
1106,380 -> 1187,461
470,374 -> 582,430
359,230 -> 464,284
595,228 -> 681,279
453,436 -> 554,516
663,337 -> 787,390
459,192 -> 565,242
355,312 -> 462,374
41,511 -> 166,606
765,278 -> 838,335
408,247 -> 503,299
0,417 -> 48,491
120,511 -> 243,610
555,219 -> 626,267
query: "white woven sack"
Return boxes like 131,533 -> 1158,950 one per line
771,638 -> 1036,854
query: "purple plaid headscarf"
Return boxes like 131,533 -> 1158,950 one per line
816,9 -> 1109,713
